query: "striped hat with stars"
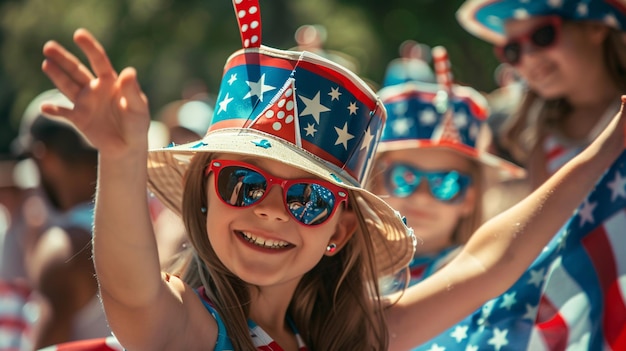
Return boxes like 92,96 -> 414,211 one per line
377,46 -> 526,180
457,0 -> 626,44
146,0 -> 416,277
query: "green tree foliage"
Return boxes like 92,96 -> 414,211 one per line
0,0 -> 499,155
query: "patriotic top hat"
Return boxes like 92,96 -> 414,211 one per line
457,0 -> 626,44
147,0 -> 416,276
377,46 -> 526,180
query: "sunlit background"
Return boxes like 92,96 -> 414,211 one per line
0,0 -> 498,157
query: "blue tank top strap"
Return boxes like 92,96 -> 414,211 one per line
195,287 -> 309,350
195,287 -> 235,350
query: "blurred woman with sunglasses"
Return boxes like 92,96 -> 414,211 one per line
458,0 -> 626,187
37,0 -> 626,349
370,46 -> 526,288
447,1 -> 626,350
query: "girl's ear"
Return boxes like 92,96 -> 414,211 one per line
325,208 -> 358,256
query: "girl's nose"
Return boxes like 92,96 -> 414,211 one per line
253,184 -> 290,222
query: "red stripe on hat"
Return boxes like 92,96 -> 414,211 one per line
224,52 -> 379,111
582,214 -> 626,350
225,52 -> 296,72
535,295 -> 568,351
607,0 -> 626,15
0,317 -> 29,331
207,118 -> 251,134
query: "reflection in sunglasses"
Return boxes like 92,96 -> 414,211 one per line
385,163 -> 472,203
206,159 -> 348,226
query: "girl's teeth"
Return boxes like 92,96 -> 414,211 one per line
241,232 -> 289,249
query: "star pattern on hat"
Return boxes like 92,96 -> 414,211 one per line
299,92 -> 330,124
244,74 -> 276,102
249,77 -> 300,146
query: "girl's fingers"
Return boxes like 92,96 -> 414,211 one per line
42,40 -> 94,88
119,67 -> 148,112
73,28 -> 117,80
40,104 -> 75,122
41,59 -> 83,102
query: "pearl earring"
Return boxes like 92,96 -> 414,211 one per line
201,207 -> 207,214
326,243 -> 337,253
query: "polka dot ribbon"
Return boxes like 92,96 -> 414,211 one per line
432,46 -> 453,94
431,46 -> 461,143
232,0 -> 262,48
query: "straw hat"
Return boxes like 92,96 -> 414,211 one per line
377,46 -> 526,180
147,0 -> 416,276
457,0 -> 626,44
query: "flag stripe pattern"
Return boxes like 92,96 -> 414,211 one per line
412,151 -> 626,351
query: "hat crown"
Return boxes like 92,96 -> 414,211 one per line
204,0 -> 386,185
379,46 -> 488,150
457,0 -> 626,43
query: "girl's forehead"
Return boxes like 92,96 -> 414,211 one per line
214,153 -> 315,179
504,16 -> 555,36
382,148 -> 475,172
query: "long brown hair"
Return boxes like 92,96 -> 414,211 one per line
501,25 -> 626,165
180,152 -> 390,350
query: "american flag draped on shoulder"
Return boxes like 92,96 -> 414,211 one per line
413,150 -> 626,351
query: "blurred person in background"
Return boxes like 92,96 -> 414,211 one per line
9,89 -> 111,349
370,46 -> 525,291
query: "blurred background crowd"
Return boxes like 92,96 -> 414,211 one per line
0,0 -> 562,350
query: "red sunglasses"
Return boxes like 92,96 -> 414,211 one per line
205,159 -> 348,226
495,16 -> 562,66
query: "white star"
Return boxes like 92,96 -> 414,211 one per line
522,303 -> 538,321
450,325 -> 468,343
391,117 -> 414,136
304,123 -> 317,137
299,92 -> 330,124
454,111 -> 468,128
577,3 -> 588,16
393,102 -> 408,116
487,328 -> 509,351
334,122 -> 354,150
420,109 -> 437,125
469,123 -> 479,140
513,8 -> 530,19
328,87 -> 341,101
547,0 -> 563,8
244,74 -> 276,102
605,14 -> 619,28
607,171 -> 626,201
227,73 -> 237,85
465,346 -> 478,351
578,199 -> 597,226
347,101 -> 359,115
360,126 -> 374,153
557,229 -> 569,251
217,92 -> 234,114
527,268 -> 545,287
426,344 -> 445,351
499,292 -> 517,310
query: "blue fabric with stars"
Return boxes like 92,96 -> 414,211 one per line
212,55 -> 384,184
412,150 -> 626,350
471,0 -> 626,38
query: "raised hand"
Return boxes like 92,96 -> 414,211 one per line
41,28 -> 150,160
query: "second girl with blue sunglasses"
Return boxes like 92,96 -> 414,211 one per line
371,47 -> 526,287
